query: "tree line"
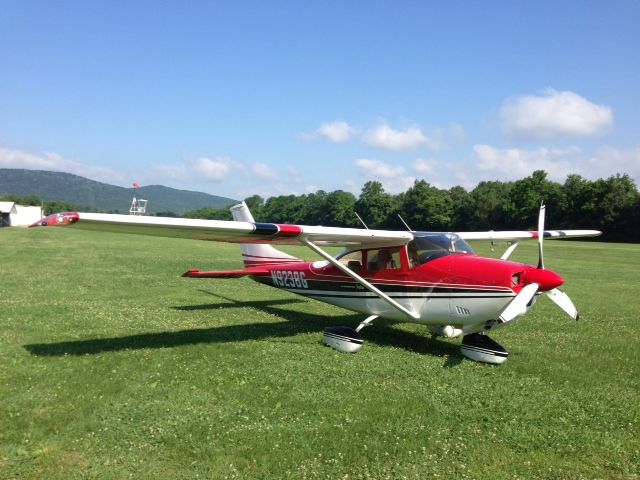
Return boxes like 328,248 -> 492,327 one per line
3,170 -> 638,241
183,171 -> 639,242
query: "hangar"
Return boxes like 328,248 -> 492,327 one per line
0,202 -> 43,227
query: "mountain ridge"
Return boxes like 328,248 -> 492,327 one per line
0,169 -> 237,214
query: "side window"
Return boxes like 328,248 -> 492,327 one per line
338,250 -> 363,272
367,248 -> 401,271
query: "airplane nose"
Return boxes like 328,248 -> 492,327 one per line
524,268 -> 564,291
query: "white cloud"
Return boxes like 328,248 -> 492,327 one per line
343,179 -> 358,194
413,158 -> 437,175
251,162 -> 278,180
587,146 -> 640,181
382,176 -> 417,194
147,157 -> 237,185
0,147 -> 127,184
193,156 -> 232,181
286,165 -> 300,177
317,121 -> 357,143
363,122 -> 426,151
422,124 -> 466,152
302,121 -> 357,143
501,88 -> 613,140
355,158 -> 405,178
354,158 -> 415,194
150,163 -> 190,182
473,144 -> 582,180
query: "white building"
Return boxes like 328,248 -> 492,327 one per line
0,202 -> 43,227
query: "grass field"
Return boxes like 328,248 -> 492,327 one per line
1,227 -> 639,479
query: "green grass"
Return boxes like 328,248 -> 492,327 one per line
1,227 -> 639,479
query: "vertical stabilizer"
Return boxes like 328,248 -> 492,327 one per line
230,202 -> 302,267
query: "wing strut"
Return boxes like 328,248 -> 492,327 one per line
300,238 -> 420,320
500,241 -> 520,260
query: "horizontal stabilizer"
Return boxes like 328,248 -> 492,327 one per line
182,268 -> 269,278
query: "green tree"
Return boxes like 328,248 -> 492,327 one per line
262,195 -> 306,223
400,180 -> 453,230
561,174 -> 592,228
507,170 -> 562,229
183,207 -> 232,220
0,193 -> 43,206
355,181 -> 396,228
43,200 -> 82,215
591,174 -> 638,240
243,195 -> 264,220
468,180 -> 513,230
448,185 -> 472,231
302,191 -> 328,225
324,190 -> 357,227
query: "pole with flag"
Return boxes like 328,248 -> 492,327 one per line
130,182 -> 142,215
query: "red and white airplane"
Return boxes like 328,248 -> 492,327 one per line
32,202 -> 600,364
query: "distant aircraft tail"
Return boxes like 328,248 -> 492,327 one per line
230,202 -> 303,267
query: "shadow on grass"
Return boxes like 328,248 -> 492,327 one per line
24,290 -> 460,364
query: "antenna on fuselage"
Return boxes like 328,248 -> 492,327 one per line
354,212 -> 369,230
397,214 -> 412,231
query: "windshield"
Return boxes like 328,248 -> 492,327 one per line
408,233 -> 474,267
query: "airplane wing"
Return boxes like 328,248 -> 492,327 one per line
32,211 -> 417,320
32,212 -> 600,245
457,229 -> 601,241
31,212 -> 414,247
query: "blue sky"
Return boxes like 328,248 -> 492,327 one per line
1,1 -> 639,200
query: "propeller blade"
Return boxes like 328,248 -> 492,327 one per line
537,203 -> 545,269
498,283 -> 539,324
545,288 -> 579,320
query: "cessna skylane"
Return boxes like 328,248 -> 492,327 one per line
32,202 -> 600,364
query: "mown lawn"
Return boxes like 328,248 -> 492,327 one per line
1,227 -> 638,479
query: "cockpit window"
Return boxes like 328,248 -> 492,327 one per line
367,248 -> 401,271
336,247 -> 401,272
337,250 -> 363,272
408,233 -> 474,267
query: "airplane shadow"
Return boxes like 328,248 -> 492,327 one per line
24,290 -> 461,366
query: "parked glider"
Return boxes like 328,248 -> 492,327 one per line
32,203 -> 600,364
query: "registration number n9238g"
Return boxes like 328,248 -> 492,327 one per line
271,270 -> 308,289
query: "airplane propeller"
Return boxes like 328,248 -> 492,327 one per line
496,203 -> 579,326
537,203 -> 545,269
498,283 -> 539,324
546,287 -> 579,320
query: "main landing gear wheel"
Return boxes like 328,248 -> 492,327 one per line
323,326 -> 364,353
460,333 -> 509,365
323,315 -> 378,353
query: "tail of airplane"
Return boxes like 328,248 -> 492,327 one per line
230,202 -> 302,267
